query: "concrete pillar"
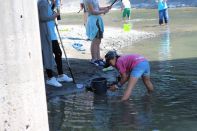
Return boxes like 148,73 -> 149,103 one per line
0,0 -> 49,131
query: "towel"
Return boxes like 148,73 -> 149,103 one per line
72,43 -> 86,51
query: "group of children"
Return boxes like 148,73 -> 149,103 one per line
37,0 -> 170,101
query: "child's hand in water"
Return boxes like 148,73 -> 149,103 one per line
109,84 -> 118,92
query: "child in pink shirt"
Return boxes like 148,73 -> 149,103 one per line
105,51 -> 154,101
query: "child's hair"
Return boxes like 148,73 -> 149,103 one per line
104,51 -> 120,67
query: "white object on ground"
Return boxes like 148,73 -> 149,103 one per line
72,43 -> 86,51
102,66 -> 114,72
76,84 -> 84,89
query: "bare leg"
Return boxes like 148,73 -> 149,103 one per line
121,77 -> 138,101
96,39 -> 101,59
83,12 -> 88,26
91,38 -> 101,60
91,39 -> 98,60
142,76 -> 154,93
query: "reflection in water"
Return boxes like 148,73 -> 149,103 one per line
92,95 -> 110,131
157,27 -> 176,92
93,94 -> 153,130
48,96 -> 65,131
48,92 -> 157,131
159,27 -> 171,61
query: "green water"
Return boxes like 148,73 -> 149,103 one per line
48,8 -> 197,131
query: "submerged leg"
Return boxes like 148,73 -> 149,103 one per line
142,76 -> 154,93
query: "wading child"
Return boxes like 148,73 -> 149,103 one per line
105,51 -> 154,101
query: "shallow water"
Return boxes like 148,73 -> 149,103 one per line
48,8 -> 197,131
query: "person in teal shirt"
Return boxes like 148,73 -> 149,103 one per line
156,0 -> 169,25
84,0 -> 111,66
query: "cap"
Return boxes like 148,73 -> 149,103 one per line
104,51 -> 117,68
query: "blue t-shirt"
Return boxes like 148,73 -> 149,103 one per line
56,0 -> 61,8
158,0 -> 168,11
47,3 -> 58,40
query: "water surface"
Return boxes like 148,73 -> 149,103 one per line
48,8 -> 197,131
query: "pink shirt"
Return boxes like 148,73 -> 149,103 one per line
115,54 -> 146,74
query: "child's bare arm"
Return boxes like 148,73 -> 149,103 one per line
121,77 -> 138,101
119,72 -> 128,85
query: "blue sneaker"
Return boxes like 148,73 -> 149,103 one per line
96,59 -> 105,66
90,59 -> 106,67
90,59 -> 99,66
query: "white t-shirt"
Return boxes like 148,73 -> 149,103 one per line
122,0 -> 131,8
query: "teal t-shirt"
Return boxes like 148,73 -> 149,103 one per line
47,3 -> 58,40
158,0 -> 168,11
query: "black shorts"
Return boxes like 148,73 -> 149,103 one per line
84,7 -> 87,13
95,20 -> 103,39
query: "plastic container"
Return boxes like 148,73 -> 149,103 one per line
123,23 -> 132,32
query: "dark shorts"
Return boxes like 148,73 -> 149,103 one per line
122,8 -> 131,18
95,20 -> 103,39
84,7 -> 87,13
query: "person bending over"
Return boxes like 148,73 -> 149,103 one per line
105,51 -> 154,101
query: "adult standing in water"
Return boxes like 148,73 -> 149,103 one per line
83,0 -> 111,66
156,0 -> 169,25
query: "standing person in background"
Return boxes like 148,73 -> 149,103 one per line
83,0 -> 111,66
79,0 -> 88,26
156,0 -> 169,25
38,0 -> 72,87
121,0 -> 131,22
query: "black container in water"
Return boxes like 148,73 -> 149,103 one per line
91,77 -> 107,95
